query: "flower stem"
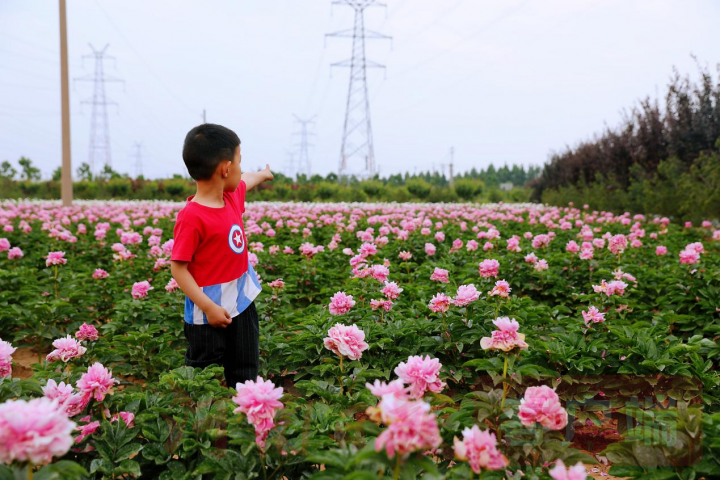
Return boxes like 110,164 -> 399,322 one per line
501,353 -> 509,409
66,363 -> 70,384
28,462 -> 33,480
54,265 -> 59,299
392,455 -> 401,480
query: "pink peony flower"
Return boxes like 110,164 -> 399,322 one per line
592,280 -> 628,297
488,280 -> 511,298
430,267 -> 450,283
42,380 -> 87,417
131,280 -> 153,299
0,397 -> 76,464
679,249 -> 699,264
453,284 -> 480,307
323,323 -> 369,361
75,323 -> 99,342
478,259 -> 500,278
370,299 -> 393,311
424,243 -> 436,256
428,293 -> 451,313
524,252 -> 538,264
7,247 -> 23,259
549,459 -> 587,480
365,379 -> 409,399
46,335 -> 87,363
372,394 -> 442,458
369,264 -> 390,283
92,268 -> 109,279
480,317 -> 529,352
566,241 -> 580,254
232,377 -> 284,449
534,259 -> 549,271
165,278 -> 179,292
454,425 -> 509,473
45,251 -> 67,267
394,355 -> 445,399
582,306 -> 605,326
0,238 -> 9,251
0,339 -> 17,378
518,385 -> 568,430
329,291 -> 356,316
74,420 -> 100,443
268,278 -> 285,289
398,251 -> 412,261
655,246 -> 667,256
76,363 -> 116,403
111,411 -> 135,427
381,281 -> 403,300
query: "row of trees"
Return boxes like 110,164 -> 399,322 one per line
531,63 -> 720,221
0,157 -> 537,204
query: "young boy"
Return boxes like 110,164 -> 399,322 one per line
170,123 -> 273,390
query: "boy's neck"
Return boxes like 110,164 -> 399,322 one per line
192,179 -> 225,208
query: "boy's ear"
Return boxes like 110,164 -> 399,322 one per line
217,160 -> 231,178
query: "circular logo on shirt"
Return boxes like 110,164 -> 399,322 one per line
228,224 -> 245,254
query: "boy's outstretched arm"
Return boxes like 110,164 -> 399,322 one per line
242,164 -> 274,191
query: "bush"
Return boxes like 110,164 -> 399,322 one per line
18,182 -> 40,197
164,179 -> 189,198
106,179 -> 131,197
454,179 -> 480,200
360,180 -> 384,198
317,182 -> 338,200
406,178 -> 431,199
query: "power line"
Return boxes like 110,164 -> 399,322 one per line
327,0 -> 391,180
93,0 -> 199,117
74,43 -> 124,175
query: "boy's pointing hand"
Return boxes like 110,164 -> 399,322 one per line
262,164 -> 274,182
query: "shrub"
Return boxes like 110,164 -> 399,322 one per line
106,179 -> 131,197
406,178 -> 431,199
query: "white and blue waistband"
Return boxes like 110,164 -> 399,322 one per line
184,262 -> 262,325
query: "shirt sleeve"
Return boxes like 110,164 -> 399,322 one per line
233,179 -> 247,214
171,216 -> 201,262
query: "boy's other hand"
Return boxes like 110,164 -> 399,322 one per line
206,304 -> 232,328
262,164 -> 274,182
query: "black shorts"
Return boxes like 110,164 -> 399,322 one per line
183,301 -> 259,389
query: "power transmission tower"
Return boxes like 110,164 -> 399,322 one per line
131,142 -> 143,179
326,0 -> 391,180
74,44 -> 124,176
293,114 -> 316,178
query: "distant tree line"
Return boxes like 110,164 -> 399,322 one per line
0,157 -> 538,204
531,63 -> 720,222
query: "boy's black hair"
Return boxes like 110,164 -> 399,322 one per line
182,124 -> 240,180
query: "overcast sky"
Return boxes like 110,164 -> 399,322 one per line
0,0 -> 717,180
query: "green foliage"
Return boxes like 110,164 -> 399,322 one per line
406,178 -> 431,199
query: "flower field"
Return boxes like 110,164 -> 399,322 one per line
0,200 -> 718,480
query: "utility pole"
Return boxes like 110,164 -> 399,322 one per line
327,0 -> 391,180
75,44 -> 123,176
59,0 -> 72,206
293,114 -> 316,178
132,142 -> 143,179
284,149 -> 296,179
449,146 -> 455,186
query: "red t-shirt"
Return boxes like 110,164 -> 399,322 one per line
171,180 -> 248,287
